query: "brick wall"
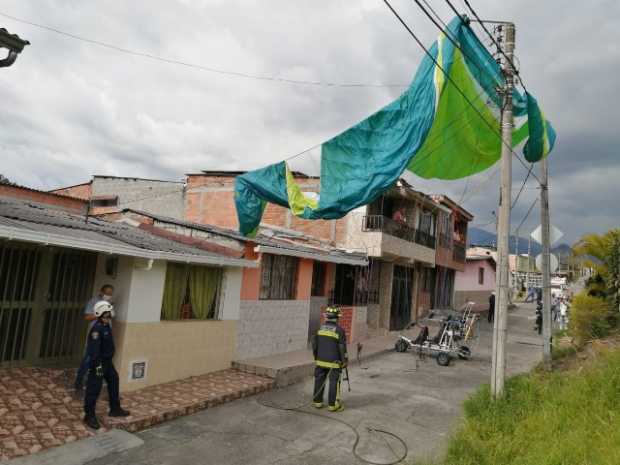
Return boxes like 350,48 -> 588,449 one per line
0,184 -> 88,214
318,306 -> 367,343
185,174 -> 340,243
236,300 -> 311,359
51,183 -> 92,200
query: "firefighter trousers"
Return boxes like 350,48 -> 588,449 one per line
313,366 -> 341,406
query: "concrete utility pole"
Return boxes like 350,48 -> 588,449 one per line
540,157 -> 552,367
491,22 -> 516,399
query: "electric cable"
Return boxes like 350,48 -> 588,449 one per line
381,0 -> 541,185
0,11 -> 408,89
514,197 -> 538,233
510,164 -> 533,209
456,0 -> 529,92
256,372 -> 408,465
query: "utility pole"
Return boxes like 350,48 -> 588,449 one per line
540,157 -> 552,367
491,22 -> 515,399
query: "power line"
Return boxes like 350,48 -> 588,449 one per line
0,11 -> 408,89
457,0 -> 529,92
511,163 -> 533,209
514,197 -> 538,233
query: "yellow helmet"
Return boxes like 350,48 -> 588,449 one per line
325,306 -> 341,320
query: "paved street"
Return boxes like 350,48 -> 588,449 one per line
71,304 -> 542,465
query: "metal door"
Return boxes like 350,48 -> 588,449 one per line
0,244 -> 40,366
390,265 -> 413,331
38,249 -> 97,365
0,244 -> 97,368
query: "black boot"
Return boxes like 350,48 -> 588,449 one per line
84,415 -> 101,430
109,407 -> 130,417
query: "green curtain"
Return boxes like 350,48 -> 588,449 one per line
161,263 -> 189,320
189,266 -> 222,320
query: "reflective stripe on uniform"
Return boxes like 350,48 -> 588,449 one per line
316,360 -> 341,369
318,329 -> 339,340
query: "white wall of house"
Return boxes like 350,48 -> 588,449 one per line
220,267 -> 242,320
90,254 -> 245,391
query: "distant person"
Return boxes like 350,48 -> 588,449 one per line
524,286 -> 536,303
74,284 -> 114,392
392,208 -> 406,225
488,292 -> 496,323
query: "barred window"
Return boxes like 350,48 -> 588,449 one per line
260,254 -> 299,300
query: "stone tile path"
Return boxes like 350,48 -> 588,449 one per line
0,368 -> 273,461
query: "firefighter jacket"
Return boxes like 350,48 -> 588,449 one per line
312,320 -> 348,369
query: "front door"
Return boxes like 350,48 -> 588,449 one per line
0,243 -> 97,368
390,265 -> 413,331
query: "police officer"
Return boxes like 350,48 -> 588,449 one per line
83,301 -> 130,429
311,306 -> 348,412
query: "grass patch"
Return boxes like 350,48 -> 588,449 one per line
416,347 -> 620,465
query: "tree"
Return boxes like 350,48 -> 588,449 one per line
574,229 -> 620,314
0,174 -> 11,185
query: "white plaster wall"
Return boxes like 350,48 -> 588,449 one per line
125,259 -> 167,323
220,267 -> 242,320
91,255 -> 134,322
236,300 -> 311,360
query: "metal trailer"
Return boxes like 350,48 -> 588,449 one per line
394,302 -> 478,366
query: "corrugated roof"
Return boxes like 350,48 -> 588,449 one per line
118,209 -> 367,265
0,198 -> 254,267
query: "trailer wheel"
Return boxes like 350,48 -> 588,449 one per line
437,352 -> 451,366
458,346 -> 471,360
395,339 -> 409,353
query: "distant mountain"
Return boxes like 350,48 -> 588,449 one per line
468,227 -> 571,257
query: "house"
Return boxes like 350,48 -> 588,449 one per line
53,175 -> 370,360
454,246 -> 497,311
53,172 -> 472,344
96,209 -> 368,361
183,173 -> 442,334
431,195 -> 473,310
0,186 -> 255,392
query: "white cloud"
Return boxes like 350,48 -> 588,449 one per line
0,0 -> 618,243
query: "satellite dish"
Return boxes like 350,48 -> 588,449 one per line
536,253 -> 559,272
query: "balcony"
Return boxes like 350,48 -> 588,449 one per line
453,243 -> 466,263
362,215 -> 436,249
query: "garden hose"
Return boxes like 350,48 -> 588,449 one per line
256,371 -> 408,465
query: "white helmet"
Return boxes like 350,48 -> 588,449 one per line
94,300 -> 114,318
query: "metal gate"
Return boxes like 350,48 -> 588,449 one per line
0,244 -> 40,366
390,265 -> 414,331
0,244 -> 97,368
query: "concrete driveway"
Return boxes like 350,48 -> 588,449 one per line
82,304 -> 541,465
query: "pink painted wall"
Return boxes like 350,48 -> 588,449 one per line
454,260 -> 495,292
296,258 -> 314,300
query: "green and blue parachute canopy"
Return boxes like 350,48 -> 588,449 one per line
235,16 -> 556,236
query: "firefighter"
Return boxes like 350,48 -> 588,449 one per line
311,306 -> 348,412
83,301 -> 130,429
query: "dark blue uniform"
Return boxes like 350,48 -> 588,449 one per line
312,320 -> 347,408
84,320 -> 121,417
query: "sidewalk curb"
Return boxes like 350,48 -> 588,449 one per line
3,429 -> 143,465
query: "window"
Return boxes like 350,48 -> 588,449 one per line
478,267 -> 485,285
161,263 -> 222,320
90,196 -> 119,208
260,254 -> 298,300
311,262 -> 327,297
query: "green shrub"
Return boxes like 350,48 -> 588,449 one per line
568,293 -> 612,346
428,350 -> 620,465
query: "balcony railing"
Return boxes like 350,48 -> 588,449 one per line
453,243 -> 466,262
362,215 -> 436,249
